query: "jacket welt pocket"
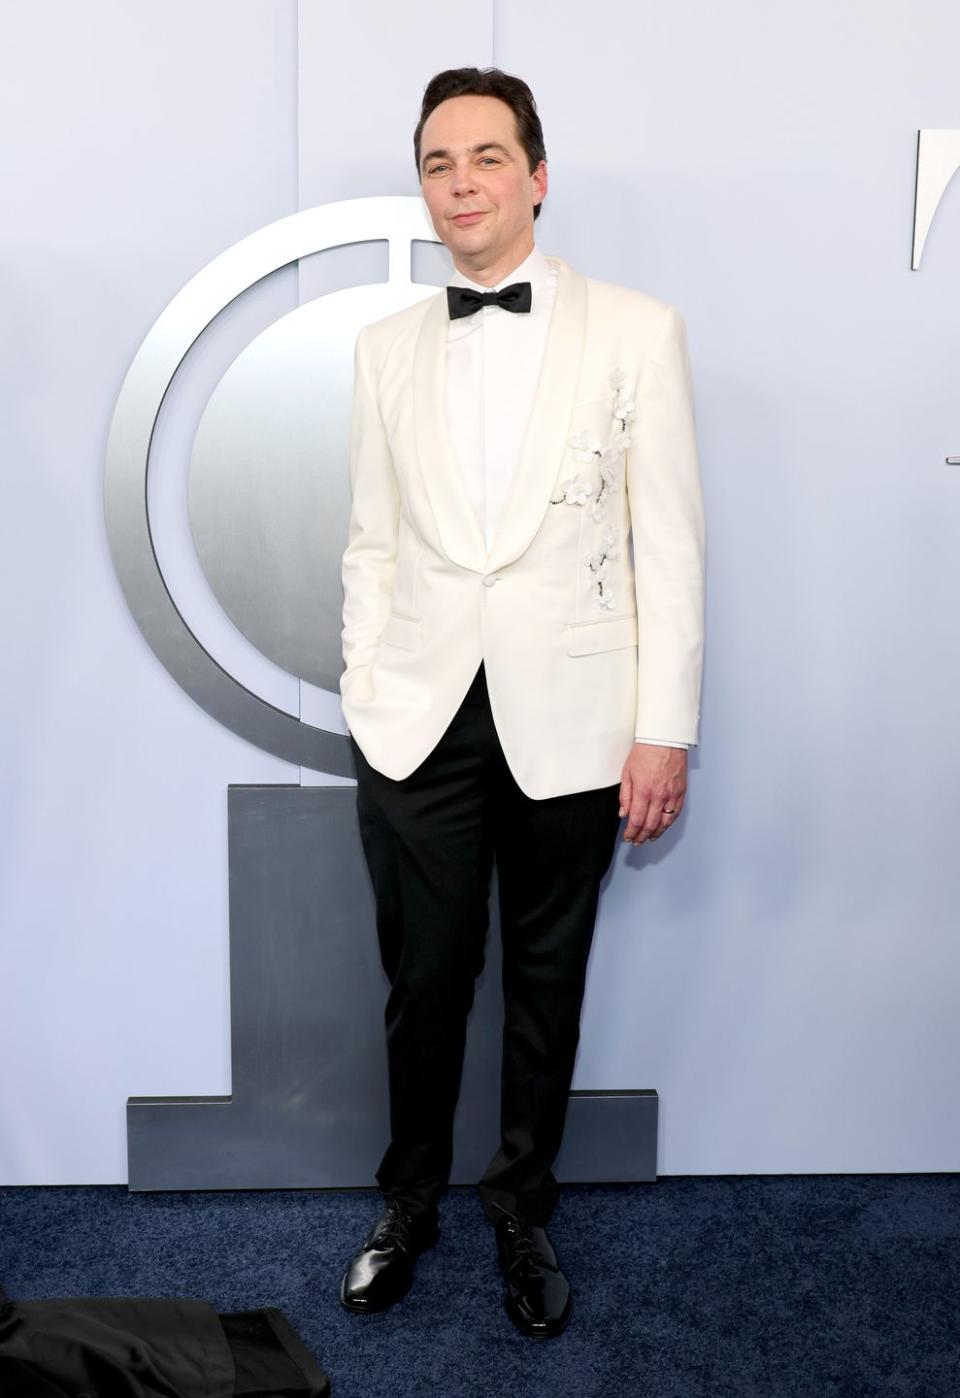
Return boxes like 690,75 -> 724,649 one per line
563,613 -> 638,656
380,612 -> 423,651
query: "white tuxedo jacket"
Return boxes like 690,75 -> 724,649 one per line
339,254 -> 705,800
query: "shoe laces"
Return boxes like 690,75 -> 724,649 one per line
374,1199 -> 414,1251
492,1202 -> 542,1273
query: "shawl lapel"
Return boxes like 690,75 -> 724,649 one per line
412,255 -> 588,575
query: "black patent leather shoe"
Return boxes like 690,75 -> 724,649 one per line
493,1205 -> 572,1338
339,1199 -> 439,1313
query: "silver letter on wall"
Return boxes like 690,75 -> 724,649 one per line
912,129 -> 960,269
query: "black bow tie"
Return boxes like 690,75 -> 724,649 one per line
446,281 -> 532,320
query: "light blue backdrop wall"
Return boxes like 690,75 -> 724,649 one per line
1,0 -> 958,1183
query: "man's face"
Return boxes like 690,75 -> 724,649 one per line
418,93 -> 547,275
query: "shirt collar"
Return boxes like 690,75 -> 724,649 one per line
448,243 -> 552,295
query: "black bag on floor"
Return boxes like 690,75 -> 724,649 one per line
0,1283 -> 331,1397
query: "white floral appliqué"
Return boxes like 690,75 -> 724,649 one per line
583,524 -> 621,609
551,367 -> 636,609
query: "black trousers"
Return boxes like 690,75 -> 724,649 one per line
349,660 -> 623,1227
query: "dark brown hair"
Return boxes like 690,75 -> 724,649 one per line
413,67 -> 547,222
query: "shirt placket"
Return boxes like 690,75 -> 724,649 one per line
480,302 -> 494,551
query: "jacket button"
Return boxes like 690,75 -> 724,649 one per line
482,574 -> 499,587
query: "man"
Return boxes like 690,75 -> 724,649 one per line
337,67 -> 705,1338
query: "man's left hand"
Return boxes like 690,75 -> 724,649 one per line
618,744 -> 687,844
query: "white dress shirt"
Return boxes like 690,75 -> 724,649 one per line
445,243 -> 689,751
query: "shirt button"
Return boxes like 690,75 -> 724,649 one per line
482,574 -> 499,587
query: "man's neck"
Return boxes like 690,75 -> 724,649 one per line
452,235 -> 535,289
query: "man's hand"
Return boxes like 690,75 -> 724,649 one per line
618,743 -> 687,844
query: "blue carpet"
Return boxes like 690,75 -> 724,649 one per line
1,1175 -> 957,1397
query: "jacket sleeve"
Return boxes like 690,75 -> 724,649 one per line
339,324 -> 401,681
626,304 -> 706,745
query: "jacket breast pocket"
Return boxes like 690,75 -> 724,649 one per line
380,611 -> 423,651
563,614 -> 638,656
